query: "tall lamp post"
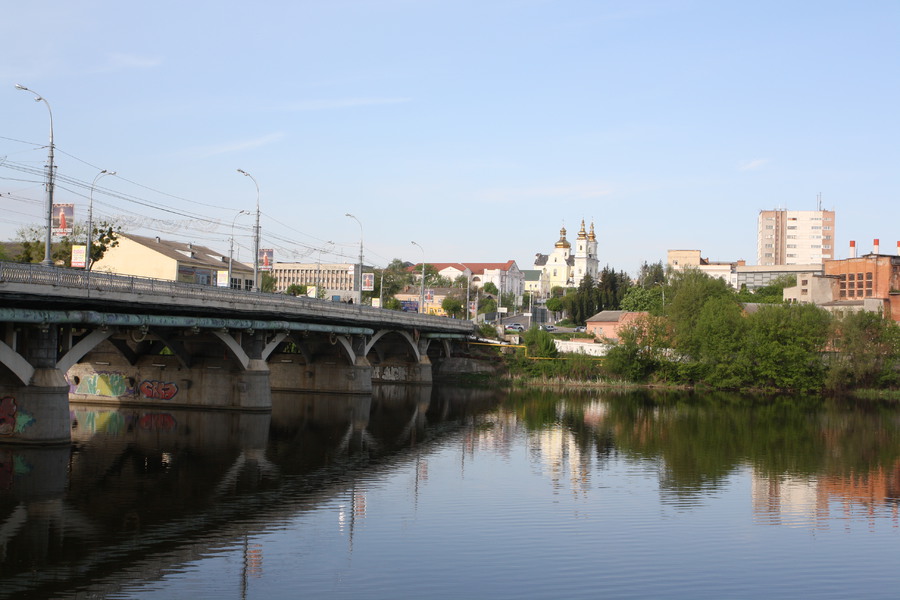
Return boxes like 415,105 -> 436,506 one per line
15,84 -> 55,266
228,209 -> 249,289
411,241 -> 425,314
86,169 -> 116,271
236,169 -> 260,292
345,213 -> 363,304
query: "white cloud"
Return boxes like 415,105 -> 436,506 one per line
186,132 -> 286,158
738,158 -> 770,171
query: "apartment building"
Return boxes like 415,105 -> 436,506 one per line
757,209 -> 835,266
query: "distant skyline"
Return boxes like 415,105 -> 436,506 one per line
2,0 -> 897,275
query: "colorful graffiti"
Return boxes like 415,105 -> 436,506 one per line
139,380 -> 179,400
75,372 -> 130,397
138,413 -> 176,431
0,397 -> 35,436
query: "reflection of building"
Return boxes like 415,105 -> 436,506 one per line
92,233 -> 254,289
757,208 -> 835,266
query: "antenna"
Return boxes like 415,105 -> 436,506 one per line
817,192 -> 822,211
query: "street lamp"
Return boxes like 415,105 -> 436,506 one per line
15,84 -> 55,266
228,209 -> 249,289
236,169 -> 260,292
411,240 -> 425,314
345,213 -> 363,304
86,169 -> 116,271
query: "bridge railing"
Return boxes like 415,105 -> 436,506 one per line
0,261 -> 475,332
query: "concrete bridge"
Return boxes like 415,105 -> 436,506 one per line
0,262 -> 484,445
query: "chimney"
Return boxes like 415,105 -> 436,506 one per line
897,241 -> 900,256
874,239 -> 880,255
849,240 -> 856,258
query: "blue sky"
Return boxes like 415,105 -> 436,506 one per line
2,0 -> 898,275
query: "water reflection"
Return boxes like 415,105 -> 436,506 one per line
1,388 -> 900,598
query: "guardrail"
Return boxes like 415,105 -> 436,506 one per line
0,261 -> 475,333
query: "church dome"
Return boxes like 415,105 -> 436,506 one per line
554,227 -> 570,249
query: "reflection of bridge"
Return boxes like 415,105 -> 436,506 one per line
0,387 -> 494,598
0,262 -> 482,444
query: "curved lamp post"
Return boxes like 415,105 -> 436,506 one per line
86,169 -> 116,271
15,84 -> 55,266
345,213 -> 363,303
411,240 -> 425,314
236,169 -> 260,292
228,209 -> 250,289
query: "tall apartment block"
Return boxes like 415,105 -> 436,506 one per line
757,209 -> 836,266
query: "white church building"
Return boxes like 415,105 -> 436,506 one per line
533,220 -> 599,294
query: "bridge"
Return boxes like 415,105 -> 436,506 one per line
0,262 -> 483,444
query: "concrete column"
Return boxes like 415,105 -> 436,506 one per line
1,325 -> 71,444
237,330 -> 272,411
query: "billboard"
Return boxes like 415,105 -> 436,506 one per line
259,249 -> 274,271
425,288 -> 434,302
362,272 -> 375,291
52,203 -> 74,237
401,300 -> 419,313
71,245 -> 86,268
216,270 -> 230,287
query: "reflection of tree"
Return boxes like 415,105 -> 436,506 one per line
502,389 -> 900,504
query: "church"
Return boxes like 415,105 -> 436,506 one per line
533,220 -> 599,293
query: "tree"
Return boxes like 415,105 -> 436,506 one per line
483,282 -> 499,296
441,295 -> 465,318
15,221 -> 120,267
735,275 -> 795,304
597,266 -> 632,310
693,295 -> 747,387
260,272 -> 277,293
637,260 -> 666,287
826,311 -> 900,390
666,268 -> 735,359
620,286 -> 663,314
285,283 -> 308,297
603,314 -> 672,382
523,327 -> 558,358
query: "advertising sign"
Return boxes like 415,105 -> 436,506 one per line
259,249 -> 274,271
425,288 -> 434,302
216,270 -> 230,287
52,203 -> 74,237
401,300 -> 419,313
362,272 -> 375,291
71,245 -> 86,268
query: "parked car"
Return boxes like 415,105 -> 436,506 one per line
506,323 -> 525,332
542,324 -> 556,332
574,326 -> 586,333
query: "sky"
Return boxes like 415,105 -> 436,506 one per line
2,0 -> 898,276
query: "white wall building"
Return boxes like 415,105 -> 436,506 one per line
757,209 -> 836,266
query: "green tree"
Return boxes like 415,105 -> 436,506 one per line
826,311 -> 900,390
619,286 -> 663,314
441,295 -> 465,318
15,222 -> 120,267
260,272 -> 277,293
597,266 -> 632,310
603,314 -> 672,382
666,268 -> 734,359
523,327 -> 558,358
285,283 -> 308,296
636,260 -> 666,287
735,275 -> 795,304
736,303 -> 832,391
693,295 -> 747,387
483,281 -> 499,296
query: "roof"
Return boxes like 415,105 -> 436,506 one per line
522,269 -> 543,282
534,254 -> 548,266
410,260 -> 519,274
120,233 -> 252,273
586,310 -> 627,323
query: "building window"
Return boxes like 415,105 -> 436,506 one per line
788,226 -> 798,230
866,272 -> 873,280
866,289 -> 873,297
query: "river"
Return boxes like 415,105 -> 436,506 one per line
1,386 -> 898,599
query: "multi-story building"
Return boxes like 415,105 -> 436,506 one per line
425,261 -> 525,298
783,239 -> 900,321
757,209 -> 836,266
271,262 -> 359,300
533,220 -> 599,291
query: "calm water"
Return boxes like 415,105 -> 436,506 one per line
1,386 -> 899,599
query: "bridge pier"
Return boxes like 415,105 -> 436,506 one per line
0,325 -> 71,444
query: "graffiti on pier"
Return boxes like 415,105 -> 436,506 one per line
138,413 -> 176,431
75,372 -> 130,397
139,380 -> 179,400
0,397 -> 35,436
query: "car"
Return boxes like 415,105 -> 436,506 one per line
543,324 -> 556,332
574,326 -> 586,333
506,323 -> 525,332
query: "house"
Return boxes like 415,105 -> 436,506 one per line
91,233 -> 254,290
585,310 -> 649,343
533,220 -> 599,291
394,285 -> 465,316
411,261 -> 525,298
